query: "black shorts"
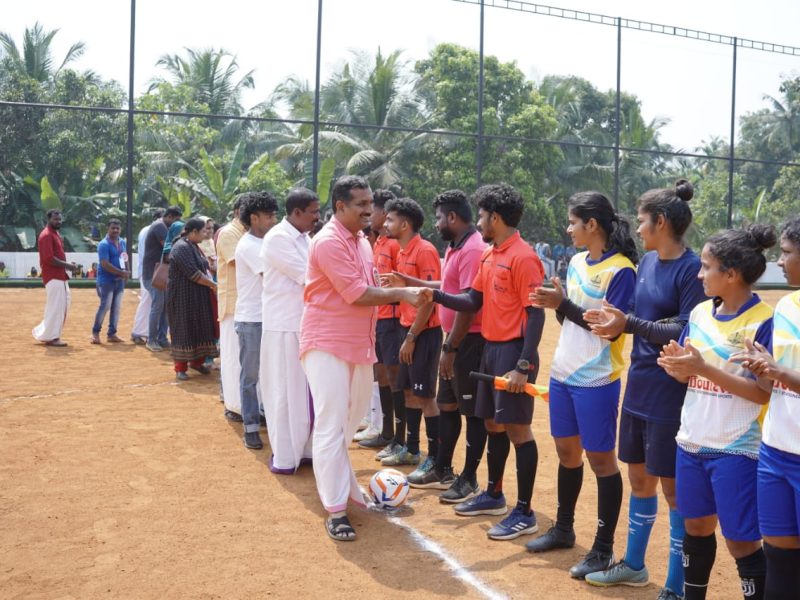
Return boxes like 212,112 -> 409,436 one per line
375,318 -> 403,366
618,411 -> 680,478
475,339 -> 538,425
397,326 -> 442,398
437,333 -> 486,417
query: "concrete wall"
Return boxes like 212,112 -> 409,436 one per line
0,252 -> 142,279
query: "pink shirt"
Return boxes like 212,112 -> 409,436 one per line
300,216 -> 378,365
440,228 -> 486,334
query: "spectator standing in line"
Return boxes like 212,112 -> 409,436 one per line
260,188 -> 321,473
90,219 -> 130,345
131,209 -> 164,345
0,261 -> 9,278
234,192 -> 279,449
32,209 -> 79,346
216,197 -> 246,421
142,206 -> 182,352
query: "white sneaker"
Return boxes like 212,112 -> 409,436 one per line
357,417 -> 370,431
354,425 -> 380,442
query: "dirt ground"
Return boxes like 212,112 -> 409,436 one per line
2,287 -> 784,599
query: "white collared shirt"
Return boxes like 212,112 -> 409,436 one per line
260,217 -> 310,332
234,232 -> 265,323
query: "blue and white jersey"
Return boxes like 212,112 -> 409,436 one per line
763,290 -> 800,455
550,250 -> 636,387
676,296 -> 773,459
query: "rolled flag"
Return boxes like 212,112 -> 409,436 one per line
469,371 -> 549,402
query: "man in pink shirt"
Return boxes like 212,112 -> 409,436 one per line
300,175 -> 430,542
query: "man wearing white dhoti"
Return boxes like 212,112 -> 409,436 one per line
299,175 -> 431,541
216,197 -> 246,421
259,188 -> 321,474
32,210 -> 79,346
131,210 -> 163,344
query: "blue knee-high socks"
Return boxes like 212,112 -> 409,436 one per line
665,508 -> 686,595
623,495 -> 658,570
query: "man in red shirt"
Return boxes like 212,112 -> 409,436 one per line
431,183 -> 546,541
382,198 -> 444,478
358,189 -> 407,454
32,210 -> 80,346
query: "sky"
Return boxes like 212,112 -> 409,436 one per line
5,0 -> 800,152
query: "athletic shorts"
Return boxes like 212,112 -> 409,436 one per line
549,378 -> 620,452
618,411 -> 680,478
758,443 -> 800,537
397,326 -> 442,398
475,339 -> 537,425
676,447 -> 760,541
436,333 -> 486,417
375,318 -> 403,366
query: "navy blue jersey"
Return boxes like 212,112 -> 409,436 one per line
623,249 -> 706,424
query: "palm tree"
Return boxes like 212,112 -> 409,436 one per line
273,48 -> 431,190
759,78 -> 800,158
0,22 -> 85,82
149,48 -> 254,116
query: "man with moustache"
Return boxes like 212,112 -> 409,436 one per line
259,188 -> 321,474
300,175 -> 431,541
32,209 -> 80,346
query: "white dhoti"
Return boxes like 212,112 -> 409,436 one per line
261,331 -> 313,473
302,350 -> 372,513
368,382 -> 382,430
219,315 -> 241,414
32,280 -> 71,342
131,280 -> 151,338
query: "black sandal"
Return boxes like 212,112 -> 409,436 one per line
326,515 -> 357,541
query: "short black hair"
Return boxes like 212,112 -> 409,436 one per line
286,187 -> 319,215
706,224 -> 777,285
152,209 -> 165,220
781,216 -> 800,248
239,192 -> 279,227
331,175 -> 370,205
107,218 -> 121,227
372,189 -> 397,210
164,206 -> 183,218
184,217 -> 206,234
433,189 -> 472,223
385,197 -> 425,232
473,183 -> 523,228
232,194 -> 247,211
46,209 -> 61,219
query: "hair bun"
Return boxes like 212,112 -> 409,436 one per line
674,179 -> 694,202
747,223 -> 777,250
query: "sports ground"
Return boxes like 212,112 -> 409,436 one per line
2,287 -> 774,599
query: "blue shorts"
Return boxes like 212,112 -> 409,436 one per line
676,448 -> 760,541
618,411 -> 679,478
758,443 -> 800,538
548,378 -> 620,452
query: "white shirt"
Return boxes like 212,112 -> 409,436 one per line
234,232 -> 264,323
136,224 -> 151,279
260,218 -> 309,332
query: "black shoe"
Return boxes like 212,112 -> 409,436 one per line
175,372 -> 189,381
525,526 -> 576,553
439,474 -> 480,503
243,431 -> 263,449
358,434 -> 392,449
191,364 -> 211,375
131,335 -> 147,345
224,409 -> 243,422
259,414 -> 267,427
569,549 -> 614,580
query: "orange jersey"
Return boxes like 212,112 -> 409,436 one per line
472,231 -> 544,342
373,235 -> 401,320
396,234 -> 441,329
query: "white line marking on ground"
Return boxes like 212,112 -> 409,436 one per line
388,515 -> 508,600
2,380 -> 179,402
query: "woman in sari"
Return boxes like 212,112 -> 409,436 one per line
167,217 -> 218,381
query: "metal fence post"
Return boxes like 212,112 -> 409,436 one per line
728,37 -> 738,228
312,0 -> 323,192
477,0 -> 485,186
614,17 -> 622,210
126,0 -> 136,249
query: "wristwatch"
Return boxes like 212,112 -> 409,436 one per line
405,331 -> 417,343
442,342 -> 459,353
515,359 -> 531,374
